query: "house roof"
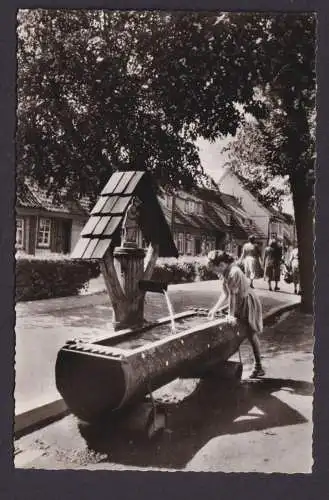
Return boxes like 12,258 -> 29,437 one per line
16,184 -> 43,209
218,169 -> 273,216
159,190 -> 229,234
218,192 -> 266,240
71,171 -> 178,260
17,181 -> 90,217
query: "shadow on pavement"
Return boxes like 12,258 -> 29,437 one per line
78,376 -> 312,470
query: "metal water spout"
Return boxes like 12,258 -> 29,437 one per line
139,280 -> 176,334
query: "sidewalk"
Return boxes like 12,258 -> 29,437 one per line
14,276 -> 300,433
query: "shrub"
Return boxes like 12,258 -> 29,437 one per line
197,264 -> 218,281
151,261 -> 197,284
15,257 -> 100,302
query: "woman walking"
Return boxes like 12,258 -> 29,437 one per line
239,235 -> 262,289
264,239 -> 282,291
207,250 -> 265,378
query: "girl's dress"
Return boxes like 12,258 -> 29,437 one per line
222,264 -> 263,334
264,246 -> 281,282
240,242 -> 261,280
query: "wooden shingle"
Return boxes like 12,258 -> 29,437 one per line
89,238 -> 111,259
112,171 -> 136,194
90,196 -> 108,215
99,195 -> 132,215
71,237 -> 90,259
101,172 -> 126,195
80,216 -> 102,237
82,239 -> 100,259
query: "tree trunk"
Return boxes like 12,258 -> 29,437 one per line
290,174 -> 314,314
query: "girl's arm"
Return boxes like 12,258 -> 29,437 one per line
229,292 -> 237,317
208,291 -> 228,319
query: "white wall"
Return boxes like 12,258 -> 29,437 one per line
218,171 -> 270,238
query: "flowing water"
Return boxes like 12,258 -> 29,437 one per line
164,290 -> 177,335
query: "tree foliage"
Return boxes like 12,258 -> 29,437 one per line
16,10 -> 268,201
222,122 -> 290,211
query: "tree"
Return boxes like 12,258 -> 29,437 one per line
222,13 -> 315,312
17,11 -> 315,311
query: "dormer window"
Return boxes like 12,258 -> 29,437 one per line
184,199 -> 196,214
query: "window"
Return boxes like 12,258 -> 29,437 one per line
184,199 -> 196,214
177,233 -> 184,253
186,233 -> 193,254
38,217 -> 51,247
16,218 -> 25,249
197,202 -> 203,215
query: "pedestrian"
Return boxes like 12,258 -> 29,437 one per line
239,235 -> 262,289
264,239 -> 283,291
207,250 -> 265,378
289,246 -> 300,295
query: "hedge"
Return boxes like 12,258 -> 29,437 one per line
16,257 -> 100,302
15,254 -> 221,302
151,261 -> 197,284
151,258 -> 218,284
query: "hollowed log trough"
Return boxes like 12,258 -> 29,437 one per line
55,309 -> 247,424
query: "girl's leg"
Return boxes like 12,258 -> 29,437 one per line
249,332 -> 265,377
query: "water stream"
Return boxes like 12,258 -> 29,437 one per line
164,290 -> 177,335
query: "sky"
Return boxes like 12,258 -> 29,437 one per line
196,137 -> 295,216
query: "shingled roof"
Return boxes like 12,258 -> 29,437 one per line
17,181 -> 90,217
219,192 -> 266,240
71,171 -> 178,260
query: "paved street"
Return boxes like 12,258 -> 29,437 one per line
15,276 -> 300,415
15,305 -> 313,472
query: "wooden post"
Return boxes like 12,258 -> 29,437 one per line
100,243 -> 159,331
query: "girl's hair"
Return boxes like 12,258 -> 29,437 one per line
248,235 -> 256,243
207,250 -> 234,266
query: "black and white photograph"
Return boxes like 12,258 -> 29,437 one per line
14,10 -> 315,473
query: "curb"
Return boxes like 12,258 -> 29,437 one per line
14,301 -> 300,439
15,399 -> 69,439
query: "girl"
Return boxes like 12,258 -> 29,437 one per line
239,235 -> 262,289
264,239 -> 282,291
207,250 -> 265,378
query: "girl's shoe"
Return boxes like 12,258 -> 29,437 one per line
250,366 -> 265,378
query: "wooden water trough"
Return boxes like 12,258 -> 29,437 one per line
55,308 -> 247,424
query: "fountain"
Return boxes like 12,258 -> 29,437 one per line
55,171 -> 247,436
